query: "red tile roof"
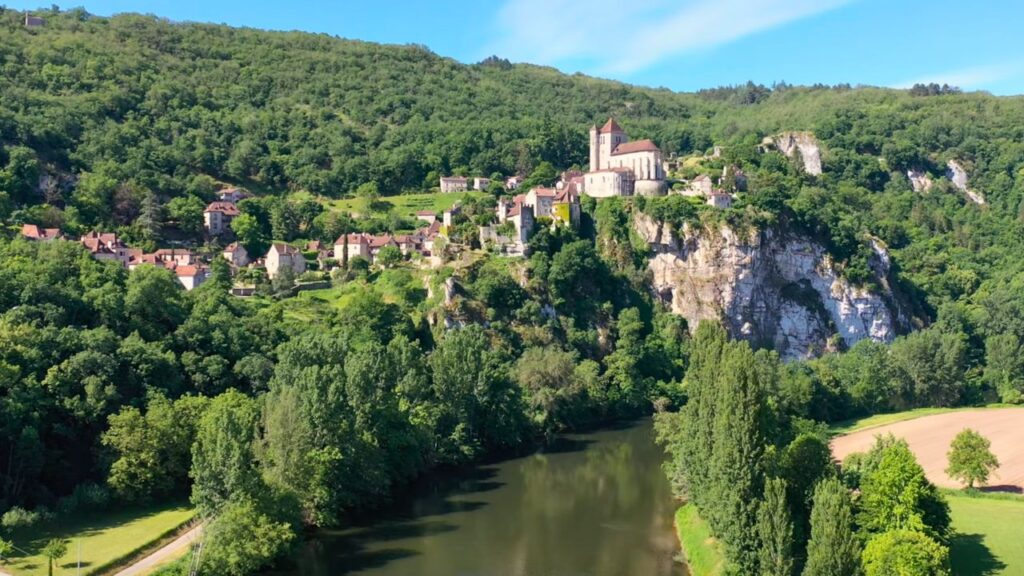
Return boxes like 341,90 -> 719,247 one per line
204,201 -> 240,216
21,224 -> 61,240
611,139 -> 660,155
531,187 -> 557,197
599,118 -> 624,134
224,242 -> 245,253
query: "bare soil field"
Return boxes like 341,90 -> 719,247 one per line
831,408 -> 1024,492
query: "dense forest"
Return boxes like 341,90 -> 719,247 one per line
3,6 -> 1024,575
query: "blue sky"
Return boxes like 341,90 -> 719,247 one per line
7,0 -> 1024,94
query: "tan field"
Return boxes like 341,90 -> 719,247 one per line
831,408 -> 1024,492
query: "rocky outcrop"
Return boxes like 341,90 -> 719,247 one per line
774,132 -> 822,176
907,169 -> 933,193
946,160 -> 986,205
636,214 -> 903,360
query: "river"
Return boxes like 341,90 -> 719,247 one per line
288,418 -> 686,576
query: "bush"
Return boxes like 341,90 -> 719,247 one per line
2,506 -> 45,530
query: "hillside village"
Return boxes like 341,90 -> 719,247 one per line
17,117 -> 768,296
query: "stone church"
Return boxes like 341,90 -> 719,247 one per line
583,118 -> 667,197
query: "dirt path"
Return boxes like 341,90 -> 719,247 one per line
112,524 -> 203,576
831,407 -> 1024,491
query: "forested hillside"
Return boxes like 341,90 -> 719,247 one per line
4,7 -> 1024,574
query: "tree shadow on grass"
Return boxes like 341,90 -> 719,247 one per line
950,533 -> 1006,576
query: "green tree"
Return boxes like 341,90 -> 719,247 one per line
231,213 -> 268,256
514,346 -> 583,436
802,478 -> 860,576
124,265 -> 187,341
858,440 -> 950,542
945,428 -> 999,489
166,195 -> 206,237
41,539 -> 67,576
200,497 -> 296,576
758,478 -> 794,576
376,245 -> 402,268
862,530 -> 950,576
706,342 -> 768,573
190,390 -> 262,515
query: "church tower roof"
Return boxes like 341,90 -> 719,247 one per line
598,118 -> 624,134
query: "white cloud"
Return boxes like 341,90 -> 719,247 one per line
487,0 -> 855,75
896,62 -> 1023,90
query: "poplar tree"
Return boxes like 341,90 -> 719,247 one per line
677,321 -> 729,503
758,478 -> 795,576
707,342 -> 767,573
803,478 -> 860,576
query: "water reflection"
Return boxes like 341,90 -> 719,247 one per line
289,419 -> 685,576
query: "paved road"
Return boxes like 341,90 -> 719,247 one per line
113,524 -> 203,576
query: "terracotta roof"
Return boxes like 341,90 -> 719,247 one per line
21,224 -> 61,240
204,201 -> 240,216
611,139 -> 660,155
440,176 -> 468,182
415,210 -> 435,216
335,233 -> 371,246
80,232 -> 124,253
599,118 -> 624,134
224,242 -> 246,253
531,187 -> 557,198
369,235 -> 397,248
175,265 -> 203,277
693,174 -> 711,182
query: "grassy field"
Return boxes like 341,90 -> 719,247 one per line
828,405 -> 1011,435
674,504 -> 725,576
4,503 -> 195,576
319,191 -> 487,218
947,492 -> 1024,576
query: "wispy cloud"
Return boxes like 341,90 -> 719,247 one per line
487,0 -> 855,75
896,62 -> 1024,90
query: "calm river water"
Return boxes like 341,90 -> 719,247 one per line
288,418 -> 686,576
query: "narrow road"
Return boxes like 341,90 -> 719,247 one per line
113,524 -> 203,576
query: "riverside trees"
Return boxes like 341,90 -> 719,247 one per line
658,320 -> 957,576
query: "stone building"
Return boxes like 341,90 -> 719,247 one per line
584,118 -> 667,197
265,243 -> 306,279
440,176 -> 468,193
204,201 -> 240,235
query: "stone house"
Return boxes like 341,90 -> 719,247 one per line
707,190 -> 733,209
265,243 -> 306,279
81,232 -> 131,267
505,176 -> 523,190
524,187 -> 556,218
473,177 -> 491,190
216,188 -> 249,203
440,176 -> 469,193
204,201 -> 240,235
415,210 -> 437,224
174,265 -> 209,291
222,243 -> 250,267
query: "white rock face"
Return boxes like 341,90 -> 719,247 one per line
946,160 -> 986,204
775,132 -> 823,176
636,215 -> 899,360
907,169 -> 933,193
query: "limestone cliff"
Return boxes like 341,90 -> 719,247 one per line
635,214 -> 904,360
946,160 -> 986,205
774,132 -> 823,176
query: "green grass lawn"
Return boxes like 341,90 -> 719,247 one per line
947,492 -> 1024,576
321,191 -> 487,218
674,504 -> 725,576
4,503 -> 195,576
829,405 -> 1012,435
